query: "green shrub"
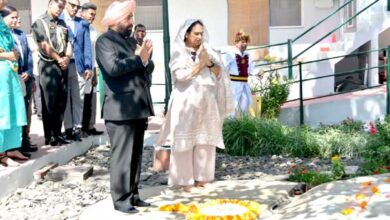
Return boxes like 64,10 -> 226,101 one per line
223,117 -> 367,158
252,72 -> 290,118
287,164 -> 333,188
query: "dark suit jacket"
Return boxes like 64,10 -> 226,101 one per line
95,29 -> 154,121
13,29 -> 34,83
71,17 -> 92,74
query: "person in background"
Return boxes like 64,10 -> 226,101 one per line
0,0 -> 29,166
80,2 -> 103,136
32,0 -> 72,146
156,19 -> 233,192
133,23 -> 154,89
2,5 -> 38,154
223,31 -> 259,117
62,0 -> 92,142
95,0 -> 154,213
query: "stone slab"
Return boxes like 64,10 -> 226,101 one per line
265,174 -> 390,220
46,165 -> 94,182
80,179 -> 297,220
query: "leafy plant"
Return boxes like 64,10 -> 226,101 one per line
287,164 -> 333,188
251,70 -> 289,118
331,155 -> 345,180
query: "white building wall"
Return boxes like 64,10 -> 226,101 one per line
168,0 -> 228,48
269,0 -> 341,44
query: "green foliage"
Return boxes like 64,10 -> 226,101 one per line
287,164 -> 333,188
287,157 -> 346,188
357,116 -> 390,175
331,156 -> 346,180
223,116 -> 366,158
252,73 -> 290,118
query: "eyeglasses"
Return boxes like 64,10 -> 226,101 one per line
68,2 -> 81,10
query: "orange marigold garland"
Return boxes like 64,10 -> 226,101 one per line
159,199 -> 261,220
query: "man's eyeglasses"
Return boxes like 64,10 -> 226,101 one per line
69,2 -> 81,10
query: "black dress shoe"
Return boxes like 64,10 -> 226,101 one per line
116,206 -> 139,214
73,130 -> 82,142
57,136 -> 71,145
63,128 -> 74,141
21,145 -> 38,152
87,128 -> 104,136
49,137 -> 59,146
131,199 -> 151,207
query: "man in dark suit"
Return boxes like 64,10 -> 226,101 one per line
96,0 -> 154,214
11,18 -> 38,153
62,0 -> 93,141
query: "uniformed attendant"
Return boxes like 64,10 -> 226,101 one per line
32,0 -> 72,146
223,31 -> 260,117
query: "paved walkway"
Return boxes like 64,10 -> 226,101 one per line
80,178 -> 296,220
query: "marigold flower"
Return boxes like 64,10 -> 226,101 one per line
362,181 -> 372,187
371,186 -> 380,194
331,155 -> 340,161
360,201 -> 368,209
340,208 -> 354,215
373,169 -> 379,175
355,193 -> 366,200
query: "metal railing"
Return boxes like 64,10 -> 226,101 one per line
251,47 -> 388,125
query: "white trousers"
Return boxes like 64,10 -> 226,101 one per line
230,81 -> 252,117
168,145 -> 216,186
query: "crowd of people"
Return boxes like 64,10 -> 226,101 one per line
0,0 -> 134,167
0,0 -> 261,214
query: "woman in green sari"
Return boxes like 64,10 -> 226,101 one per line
0,0 -> 28,166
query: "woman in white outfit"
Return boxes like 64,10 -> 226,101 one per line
157,19 -> 233,192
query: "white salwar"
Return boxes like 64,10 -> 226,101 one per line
223,48 -> 256,117
156,19 -> 233,186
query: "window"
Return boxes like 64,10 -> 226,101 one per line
344,0 -> 357,32
270,0 -> 302,27
135,0 -> 163,30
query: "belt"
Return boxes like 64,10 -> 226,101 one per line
69,59 -> 75,63
230,75 -> 248,82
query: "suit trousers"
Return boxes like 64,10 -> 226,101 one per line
38,60 -> 68,140
82,89 -> 97,130
22,81 -> 32,139
105,118 -> 147,211
168,145 -> 216,186
33,74 -> 42,116
64,63 -> 92,129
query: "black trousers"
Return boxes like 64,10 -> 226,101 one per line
105,118 -> 147,211
22,81 -> 32,140
39,60 -> 68,141
82,92 -> 93,131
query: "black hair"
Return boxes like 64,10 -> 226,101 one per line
0,5 -> 17,18
184,20 -> 203,41
81,2 -> 97,11
134,24 -> 146,30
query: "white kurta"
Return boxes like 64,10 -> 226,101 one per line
157,46 -> 226,152
223,48 -> 256,116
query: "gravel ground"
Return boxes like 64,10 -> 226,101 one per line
0,144 -> 363,220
